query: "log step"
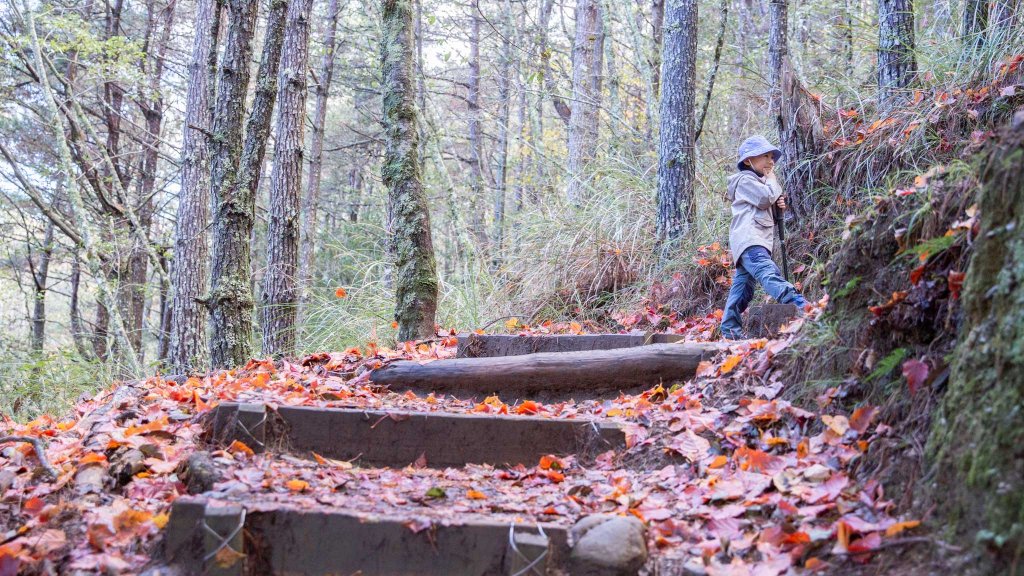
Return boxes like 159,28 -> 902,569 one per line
456,332 -> 686,358
162,496 -> 569,576
208,403 -> 623,468
369,342 -> 726,401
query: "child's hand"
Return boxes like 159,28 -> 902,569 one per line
776,195 -> 787,210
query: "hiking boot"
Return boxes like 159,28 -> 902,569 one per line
721,329 -> 749,341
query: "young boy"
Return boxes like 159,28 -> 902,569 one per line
720,135 -> 807,340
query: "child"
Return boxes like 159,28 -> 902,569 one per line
720,135 -> 807,340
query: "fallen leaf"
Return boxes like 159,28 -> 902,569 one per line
466,490 -> 486,500
285,479 -> 309,492
335,287 -> 347,298
885,520 -> 921,536
720,354 -> 743,374
902,359 -> 930,394
822,414 -> 850,436
849,406 -> 879,435
227,440 -> 255,457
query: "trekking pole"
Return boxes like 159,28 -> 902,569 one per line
773,204 -> 791,282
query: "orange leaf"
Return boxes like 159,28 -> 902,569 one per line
836,521 -> 852,552
797,438 -> 810,459
514,400 -> 540,415
885,520 -> 921,536
849,406 -> 879,435
720,354 -> 743,374
466,490 -> 486,500
334,287 -> 347,298
392,321 -> 399,329
569,321 -> 582,334
124,416 -> 169,437
539,455 -> 564,470
545,470 -> 565,483
227,440 -> 255,457
708,455 -> 728,469
79,452 -> 107,466
24,497 -> 45,514
285,479 -> 310,492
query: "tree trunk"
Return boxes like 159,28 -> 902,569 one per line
565,0 -> 604,204
651,0 -> 664,101
170,0 -> 219,373
877,0 -> 917,106
655,0 -> 698,254
127,0 -> 176,364
29,222 -> 54,353
261,0 -> 315,358
206,0 -> 268,369
695,0 -> 728,143
70,256 -> 93,359
298,0 -> 341,326
381,0 -> 439,342
157,252 -> 171,362
538,0 -> 571,126
928,118 -> 1024,571
491,0 -> 514,266
467,0 -> 487,248
769,0 -> 825,219
962,0 -> 988,49
992,0 -> 1018,31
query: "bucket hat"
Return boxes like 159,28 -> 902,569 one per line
736,135 -> 782,170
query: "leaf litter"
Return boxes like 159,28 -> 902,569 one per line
0,305 -> 921,574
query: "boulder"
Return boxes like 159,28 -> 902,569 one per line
569,514 -> 648,575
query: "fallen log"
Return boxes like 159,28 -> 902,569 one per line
369,343 -> 726,399
456,332 -> 686,358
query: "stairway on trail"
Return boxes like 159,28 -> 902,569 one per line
158,307 -> 794,576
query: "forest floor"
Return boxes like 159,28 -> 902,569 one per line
0,300 -> 957,575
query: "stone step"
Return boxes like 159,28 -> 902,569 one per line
369,342 -> 726,401
162,496 -> 569,576
456,332 -> 686,358
208,403 -> 624,468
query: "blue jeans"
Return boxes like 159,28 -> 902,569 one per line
721,246 -> 806,337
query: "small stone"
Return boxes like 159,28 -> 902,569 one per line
569,514 -> 648,575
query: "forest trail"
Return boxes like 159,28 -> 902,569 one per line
95,304 -> 922,575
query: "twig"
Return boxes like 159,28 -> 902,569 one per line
829,536 -> 962,557
0,436 -> 58,479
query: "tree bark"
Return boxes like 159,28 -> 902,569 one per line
170,0 -> 220,373
261,0 -> 315,358
29,222 -> 54,353
298,0 -> 342,326
962,0 -> 988,49
769,0 -> 825,219
877,0 -> 917,106
992,0 -> 1018,31
206,0 -> 268,368
467,0 -> 487,248
655,0 -> 698,254
491,0 -> 514,265
565,0 -> 604,204
381,0 -> 439,342
928,117 -> 1024,570
69,256 -> 93,359
651,0 -> 664,101
127,0 -> 176,364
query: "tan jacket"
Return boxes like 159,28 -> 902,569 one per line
726,170 -> 783,265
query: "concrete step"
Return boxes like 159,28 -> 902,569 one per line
456,332 -> 686,358
162,496 -> 569,575
208,402 -> 624,468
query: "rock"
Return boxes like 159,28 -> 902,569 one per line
569,514 -> 648,575
179,451 -> 223,495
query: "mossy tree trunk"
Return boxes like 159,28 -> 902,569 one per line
381,0 -> 439,342
207,0 -> 261,369
261,0 -> 314,357
928,116 -> 1024,567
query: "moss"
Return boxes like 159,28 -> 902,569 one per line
927,120 -> 1024,569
